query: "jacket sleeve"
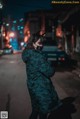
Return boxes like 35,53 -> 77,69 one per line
38,55 -> 55,78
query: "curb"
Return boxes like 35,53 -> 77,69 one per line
13,50 -> 22,54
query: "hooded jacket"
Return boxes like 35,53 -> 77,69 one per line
22,48 -> 62,113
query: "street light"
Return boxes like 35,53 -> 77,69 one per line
9,32 -> 15,38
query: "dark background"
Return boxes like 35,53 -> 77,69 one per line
3,0 -> 52,19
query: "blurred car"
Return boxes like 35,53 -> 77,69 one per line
3,47 -> 13,54
42,39 -> 77,66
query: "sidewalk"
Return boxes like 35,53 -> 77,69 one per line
72,67 -> 80,78
71,62 -> 80,78
71,52 -> 80,77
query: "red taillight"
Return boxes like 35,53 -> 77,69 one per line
59,57 -> 65,61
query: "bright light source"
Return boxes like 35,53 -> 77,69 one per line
21,42 -> 24,46
6,23 -> 9,26
9,32 -> 15,38
2,33 -> 6,37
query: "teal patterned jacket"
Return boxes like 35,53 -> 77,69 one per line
22,49 -> 62,114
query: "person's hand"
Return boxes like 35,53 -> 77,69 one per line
35,39 -> 42,47
33,39 -> 43,49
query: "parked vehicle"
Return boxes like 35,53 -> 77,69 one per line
3,47 -> 13,54
42,39 -> 76,66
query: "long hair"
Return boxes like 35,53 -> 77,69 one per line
25,33 -> 40,50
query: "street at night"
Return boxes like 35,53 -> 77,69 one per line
0,54 -> 80,119
0,0 -> 80,119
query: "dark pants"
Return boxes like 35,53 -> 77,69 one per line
29,109 -> 47,119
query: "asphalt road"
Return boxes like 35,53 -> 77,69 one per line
0,54 -> 80,119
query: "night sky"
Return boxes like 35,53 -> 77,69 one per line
3,0 -> 52,19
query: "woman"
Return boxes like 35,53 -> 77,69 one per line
22,34 -> 62,119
